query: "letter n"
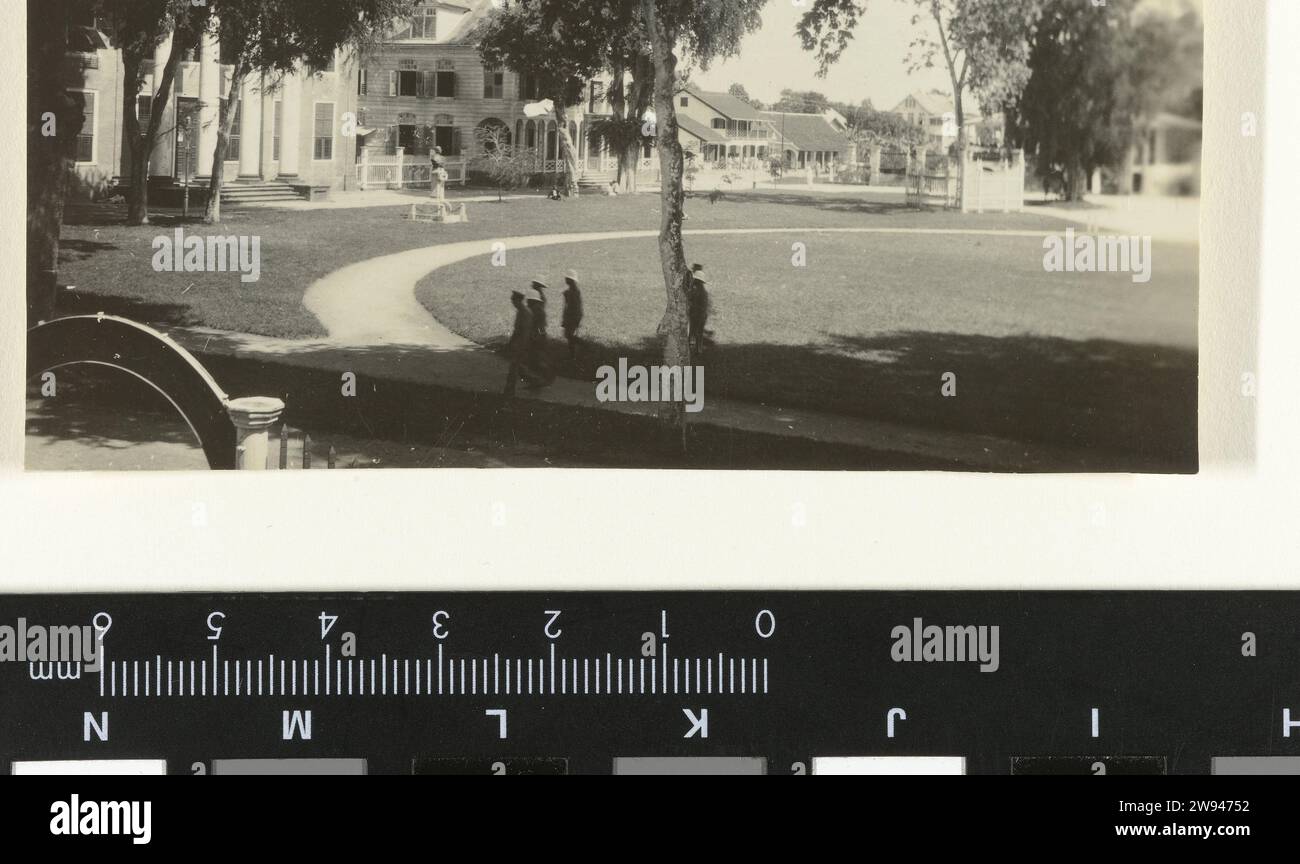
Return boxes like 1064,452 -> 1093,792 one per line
84,711 -> 108,742
283,709 -> 312,740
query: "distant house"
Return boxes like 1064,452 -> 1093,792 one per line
63,0 -> 620,197
675,86 -> 773,166
758,110 -> 853,169
1128,112 -> 1201,195
889,90 -> 1002,150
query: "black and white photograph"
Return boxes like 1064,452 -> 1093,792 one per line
25,0 -> 1204,472
8,0 -> 1300,808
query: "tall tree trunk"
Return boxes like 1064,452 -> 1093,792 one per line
1067,156 -> 1087,201
606,65 -> 630,188
125,31 -> 187,226
26,0 -> 77,325
932,5 -> 967,202
642,0 -> 690,435
205,56 -> 249,223
552,99 -> 579,196
625,52 -> 654,193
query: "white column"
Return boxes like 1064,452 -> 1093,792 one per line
147,33 -> 175,177
196,28 -> 221,177
280,70 -> 302,176
238,75 -> 262,176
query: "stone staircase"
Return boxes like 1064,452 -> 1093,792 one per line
577,170 -> 616,192
219,180 -> 304,205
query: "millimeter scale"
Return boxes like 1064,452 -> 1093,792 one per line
2,592 -> 1297,775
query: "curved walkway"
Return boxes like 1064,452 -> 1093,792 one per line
303,226 -> 1054,348
176,223 -> 1102,470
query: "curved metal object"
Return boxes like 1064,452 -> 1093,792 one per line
28,315 -> 235,470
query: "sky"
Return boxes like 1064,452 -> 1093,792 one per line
691,0 -> 966,112
689,0 -> 1204,112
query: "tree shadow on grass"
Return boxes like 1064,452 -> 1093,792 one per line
693,190 -> 915,216
59,238 -> 119,260
52,289 -> 203,330
550,328 -> 1198,471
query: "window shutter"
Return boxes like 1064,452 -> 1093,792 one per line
388,70 -> 397,96
449,72 -> 457,99
452,127 -> 462,157
423,71 -> 436,99
387,125 -> 397,155
416,70 -> 425,98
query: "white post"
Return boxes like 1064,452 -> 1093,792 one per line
226,397 -> 286,470
196,27 -> 221,177
238,74 -> 261,177
395,146 -> 405,189
359,147 -> 370,191
280,71 -> 301,177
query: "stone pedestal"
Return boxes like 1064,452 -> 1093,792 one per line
226,396 -> 286,470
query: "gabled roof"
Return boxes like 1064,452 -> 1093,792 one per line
444,0 -> 497,44
759,111 -> 850,153
891,90 -> 954,116
677,114 -> 729,144
682,87 -> 766,121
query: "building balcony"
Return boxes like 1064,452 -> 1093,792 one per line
714,127 -> 769,140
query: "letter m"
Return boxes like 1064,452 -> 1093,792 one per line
50,625 -> 81,661
283,709 -> 312,740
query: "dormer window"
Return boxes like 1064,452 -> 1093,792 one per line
394,5 -> 437,40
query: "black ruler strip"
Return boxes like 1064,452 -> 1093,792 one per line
1,592 -> 1296,775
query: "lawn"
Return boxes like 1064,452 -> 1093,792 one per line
418,228 -> 1198,464
53,190 -> 1198,464
55,190 -> 1059,339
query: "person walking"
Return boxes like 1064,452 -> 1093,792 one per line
688,266 -> 711,358
503,287 -> 534,396
561,269 -> 584,370
526,279 -> 555,387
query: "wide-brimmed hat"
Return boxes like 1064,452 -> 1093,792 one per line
692,271 -> 708,284
531,278 -> 549,289
565,269 -> 579,282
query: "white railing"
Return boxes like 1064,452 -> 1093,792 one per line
356,148 -> 467,190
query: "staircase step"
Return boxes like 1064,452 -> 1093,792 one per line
220,181 -> 304,205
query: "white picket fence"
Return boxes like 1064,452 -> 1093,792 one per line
960,149 -> 1026,213
356,147 -> 468,190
